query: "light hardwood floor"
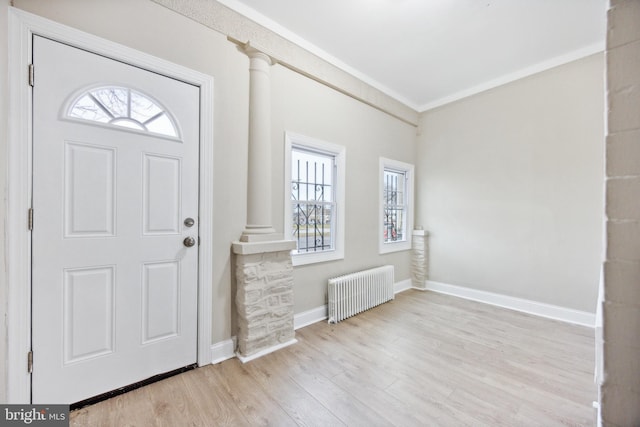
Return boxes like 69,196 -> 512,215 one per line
70,290 -> 596,426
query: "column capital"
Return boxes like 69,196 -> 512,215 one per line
233,39 -> 275,65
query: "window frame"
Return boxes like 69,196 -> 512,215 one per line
379,157 -> 414,254
285,132 -> 345,266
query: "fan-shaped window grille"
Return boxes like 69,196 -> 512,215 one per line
68,86 -> 178,138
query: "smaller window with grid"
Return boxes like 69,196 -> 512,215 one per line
291,148 -> 335,253
380,158 -> 414,254
285,133 -> 345,266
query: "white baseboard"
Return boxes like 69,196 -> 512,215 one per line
236,339 -> 298,364
294,304 -> 328,329
394,278 -> 413,294
426,280 -> 596,327
210,337 -> 236,364
211,336 -> 299,364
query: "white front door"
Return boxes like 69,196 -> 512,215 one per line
31,36 -> 200,404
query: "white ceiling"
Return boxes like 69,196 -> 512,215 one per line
217,0 -> 606,111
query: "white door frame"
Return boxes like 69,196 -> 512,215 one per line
7,7 -> 214,403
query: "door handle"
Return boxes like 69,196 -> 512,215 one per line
183,236 -> 196,247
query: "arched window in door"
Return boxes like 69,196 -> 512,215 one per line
67,86 -> 179,138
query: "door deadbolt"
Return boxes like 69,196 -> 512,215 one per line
183,236 -> 196,247
184,217 -> 195,227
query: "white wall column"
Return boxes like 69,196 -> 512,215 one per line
241,45 -> 278,241
233,42 -> 296,360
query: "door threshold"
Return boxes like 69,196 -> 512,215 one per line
70,364 -> 197,411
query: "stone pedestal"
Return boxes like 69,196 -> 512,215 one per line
233,239 -> 297,362
411,228 -> 429,290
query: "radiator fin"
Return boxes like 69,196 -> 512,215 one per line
328,265 -> 394,323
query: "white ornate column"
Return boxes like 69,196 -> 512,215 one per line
241,45 -> 278,241
411,228 -> 429,290
232,42 -> 296,362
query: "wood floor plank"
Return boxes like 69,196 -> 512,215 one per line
330,368 -> 435,426
274,342 -> 395,426
180,366 -> 252,426
208,360 -> 298,427
142,374 -> 208,427
242,353 -> 346,427
288,367 -> 394,427
385,376 -> 493,426
70,290 -> 596,426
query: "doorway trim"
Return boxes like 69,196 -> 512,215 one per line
7,7 -> 214,403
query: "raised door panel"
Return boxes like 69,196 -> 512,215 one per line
143,154 -> 181,235
64,142 -> 116,238
63,266 -> 115,364
142,261 -> 180,344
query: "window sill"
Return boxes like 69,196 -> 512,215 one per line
292,249 -> 344,266
379,240 -> 412,254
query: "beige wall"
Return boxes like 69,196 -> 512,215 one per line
601,0 -> 640,424
270,66 -> 417,312
417,53 -> 605,313
3,0 -> 416,369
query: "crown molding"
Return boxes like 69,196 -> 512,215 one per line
418,42 -> 605,112
151,0 -> 419,126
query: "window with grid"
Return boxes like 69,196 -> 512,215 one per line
291,147 -> 335,253
380,158 -> 414,254
285,133 -> 345,266
383,168 -> 407,243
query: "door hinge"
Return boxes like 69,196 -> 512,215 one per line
27,351 -> 33,374
28,64 -> 34,87
28,208 -> 33,231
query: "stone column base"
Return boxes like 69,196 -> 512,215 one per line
232,239 -> 297,361
411,228 -> 429,290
